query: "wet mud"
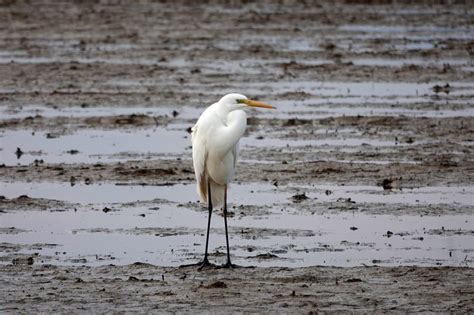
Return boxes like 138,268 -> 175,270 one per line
1,264 -> 473,313
1,1 -> 473,312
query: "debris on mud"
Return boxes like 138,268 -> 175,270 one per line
253,253 -> 279,260
102,207 -> 112,213
290,192 -> 309,203
432,83 -> 451,94
15,147 -> 23,159
381,177 -> 401,190
345,278 -> 363,283
0,1 -> 473,313
201,281 -> 227,289
12,256 -> 34,265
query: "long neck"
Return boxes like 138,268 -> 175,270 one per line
213,109 -> 247,155
213,102 -> 232,123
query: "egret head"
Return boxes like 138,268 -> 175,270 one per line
218,93 -> 276,112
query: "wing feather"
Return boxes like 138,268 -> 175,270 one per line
191,123 -> 208,203
191,106 -> 245,209
232,142 -> 239,171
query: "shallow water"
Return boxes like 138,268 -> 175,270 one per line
0,105 -> 203,120
0,127 -> 414,165
0,2 -> 473,272
4,111 -> 468,165
1,181 -> 472,267
180,81 -> 474,98
0,128 -> 191,165
2,182 -> 473,206
1,202 -> 472,267
0,182 -> 285,205
3,101 -> 473,126
350,58 -> 470,67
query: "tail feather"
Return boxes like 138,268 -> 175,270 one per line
210,180 -> 225,209
197,172 -> 208,204
197,176 -> 225,209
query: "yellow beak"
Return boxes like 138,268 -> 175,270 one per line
243,99 -> 276,109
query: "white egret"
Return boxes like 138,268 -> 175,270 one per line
189,93 -> 275,269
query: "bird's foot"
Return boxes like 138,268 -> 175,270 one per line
218,260 -> 255,269
197,258 -> 216,270
179,257 -> 216,270
218,260 -> 239,269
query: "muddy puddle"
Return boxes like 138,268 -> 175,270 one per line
3,102 -> 472,124
3,101 -> 471,167
1,201 -> 472,268
0,124 -> 429,166
0,105 -> 203,120
3,80 -> 473,123
1,127 -> 191,165
1,181 -> 472,267
1,2 -> 474,312
154,81 -> 474,102
2,181 -> 473,206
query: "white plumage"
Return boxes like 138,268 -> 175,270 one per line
188,93 -> 274,268
191,93 -> 248,208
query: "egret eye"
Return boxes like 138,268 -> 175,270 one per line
236,99 -> 246,104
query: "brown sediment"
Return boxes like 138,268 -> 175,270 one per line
0,1 -> 473,312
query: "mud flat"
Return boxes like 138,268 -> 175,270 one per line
1,264 -> 473,313
1,1 -> 473,313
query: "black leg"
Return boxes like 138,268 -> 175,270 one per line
221,185 -> 235,268
180,180 -> 215,269
202,180 -> 213,266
